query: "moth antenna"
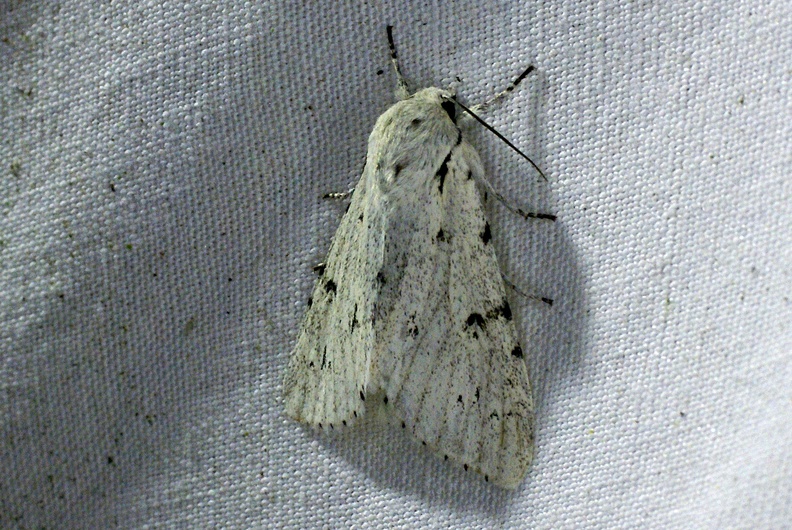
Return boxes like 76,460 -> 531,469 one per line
451,97 -> 547,182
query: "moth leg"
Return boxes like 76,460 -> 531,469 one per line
501,274 -> 553,306
479,180 -> 556,222
386,25 -> 410,100
323,188 -> 355,200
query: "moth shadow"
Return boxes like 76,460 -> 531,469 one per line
316,411 -> 519,516
512,213 -> 588,434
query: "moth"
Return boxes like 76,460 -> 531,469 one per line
283,26 -> 552,489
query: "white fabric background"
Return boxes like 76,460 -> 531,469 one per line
1,1 -> 789,528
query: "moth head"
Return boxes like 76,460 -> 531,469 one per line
407,87 -> 458,124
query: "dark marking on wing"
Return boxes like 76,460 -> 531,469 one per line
409,118 -> 423,128
394,164 -> 404,179
307,297 -> 313,308
489,411 -> 500,419
436,228 -> 446,242
475,387 -> 480,402
444,455 -> 449,461
376,271 -> 387,284
485,475 -> 489,482
436,159 -> 449,193
342,420 -> 347,426
422,441 -> 426,446
350,303 -> 358,331
457,395 -> 463,404
511,346 -> 524,359
358,213 -> 364,222
435,135 -> 459,194
401,421 -> 406,429
320,347 -> 327,369
480,222 -> 491,244
464,463 -> 469,471
467,170 -> 473,180
441,100 -> 456,122
318,423 -> 323,429
308,361 -> 314,368
465,313 -> 486,329
359,391 -> 365,401
383,396 -> 388,404
344,203 -> 350,213
486,300 -> 512,321
324,279 -> 337,294
314,263 -> 326,275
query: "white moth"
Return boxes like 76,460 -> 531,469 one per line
283,27 -> 549,489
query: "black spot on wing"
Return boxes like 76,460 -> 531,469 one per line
486,300 -> 512,321
376,271 -> 386,284
480,222 -> 491,244
359,391 -> 365,401
324,279 -> 336,294
394,164 -> 403,179
465,313 -> 486,329
307,297 -> 313,308
511,346 -> 524,359
436,228 -> 446,242
320,347 -> 327,369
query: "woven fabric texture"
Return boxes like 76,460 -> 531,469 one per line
1,1 -> 789,528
